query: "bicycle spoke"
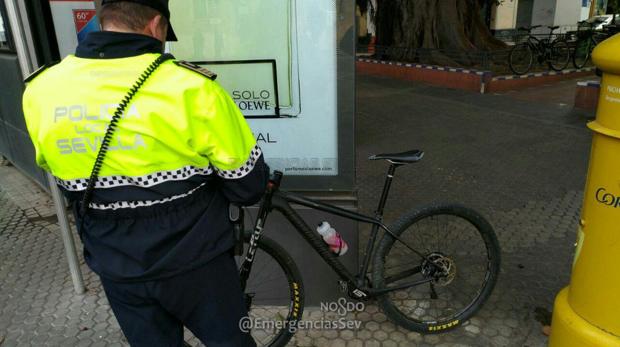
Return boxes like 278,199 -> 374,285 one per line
235,235 -> 303,347
435,216 -> 441,252
385,260 -> 421,271
430,283 -> 438,300
548,40 -> 569,71
377,206 -> 499,329
509,43 -> 533,75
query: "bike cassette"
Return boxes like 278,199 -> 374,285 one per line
421,252 -> 456,286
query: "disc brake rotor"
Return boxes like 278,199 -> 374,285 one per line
421,252 -> 456,286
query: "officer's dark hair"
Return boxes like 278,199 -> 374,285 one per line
100,3 -> 168,32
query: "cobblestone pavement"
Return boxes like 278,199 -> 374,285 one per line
0,75 -> 594,346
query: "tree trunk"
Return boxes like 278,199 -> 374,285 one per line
374,0 -> 506,66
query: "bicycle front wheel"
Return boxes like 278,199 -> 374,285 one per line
508,43 -> 533,75
237,234 -> 304,347
572,39 -> 592,69
372,204 -> 500,333
548,40 -> 570,71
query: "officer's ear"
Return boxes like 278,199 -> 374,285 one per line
145,14 -> 167,43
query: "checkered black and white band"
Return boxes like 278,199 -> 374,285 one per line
89,183 -> 207,210
56,145 -> 263,191
213,145 -> 262,179
56,165 -> 215,191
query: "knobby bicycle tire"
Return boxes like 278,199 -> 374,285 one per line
508,43 -> 533,75
237,233 -> 305,347
372,204 -> 500,333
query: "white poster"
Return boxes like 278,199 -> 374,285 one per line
169,0 -> 338,176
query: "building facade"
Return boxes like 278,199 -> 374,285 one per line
492,0 -> 596,33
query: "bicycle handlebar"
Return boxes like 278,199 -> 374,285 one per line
578,21 -> 595,29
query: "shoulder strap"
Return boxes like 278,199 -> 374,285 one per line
174,60 -> 217,80
79,53 -> 174,216
24,60 -> 60,83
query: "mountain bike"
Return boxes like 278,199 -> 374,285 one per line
509,25 -> 571,75
572,20 -> 609,69
236,150 -> 501,346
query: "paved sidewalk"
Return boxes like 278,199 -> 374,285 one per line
490,77 -> 595,107
0,75 -> 594,346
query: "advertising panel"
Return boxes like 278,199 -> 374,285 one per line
169,0 -> 340,178
49,0 -> 99,57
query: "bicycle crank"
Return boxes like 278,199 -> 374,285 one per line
339,280 -> 371,301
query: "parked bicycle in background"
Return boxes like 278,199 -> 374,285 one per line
572,20 -> 610,69
509,25 -> 571,75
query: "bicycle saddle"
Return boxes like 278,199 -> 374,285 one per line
548,25 -> 559,30
369,150 -> 424,164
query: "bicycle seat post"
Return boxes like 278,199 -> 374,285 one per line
357,162 -> 400,287
375,164 -> 398,219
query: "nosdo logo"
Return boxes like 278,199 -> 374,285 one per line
320,297 -> 365,316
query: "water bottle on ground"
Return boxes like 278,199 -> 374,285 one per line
316,222 -> 349,256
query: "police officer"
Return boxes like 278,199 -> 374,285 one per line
22,1 -> 266,346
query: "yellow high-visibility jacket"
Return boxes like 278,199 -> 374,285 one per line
22,32 -> 268,281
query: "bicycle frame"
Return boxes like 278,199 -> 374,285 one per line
526,36 -> 549,58
239,166 -> 437,300
523,28 -> 561,61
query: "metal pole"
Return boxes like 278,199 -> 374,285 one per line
4,0 -> 37,74
47,173 -> 85,294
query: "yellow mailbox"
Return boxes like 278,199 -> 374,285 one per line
549,34 -> 620,347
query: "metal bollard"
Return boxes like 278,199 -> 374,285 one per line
549,34 -> 620,346
47,173 -> 85,294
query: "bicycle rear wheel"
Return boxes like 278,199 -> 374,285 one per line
372,204 -> 500,333
572,38 -> 592,69
237,234 -> 304,347
508,43 -> 533,75
548,40 -> 570,71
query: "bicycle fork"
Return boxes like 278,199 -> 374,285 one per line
238,198 -> 273,291
239,173 -> 283,291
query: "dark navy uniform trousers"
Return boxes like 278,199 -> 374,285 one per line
100,251 -> 256,347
